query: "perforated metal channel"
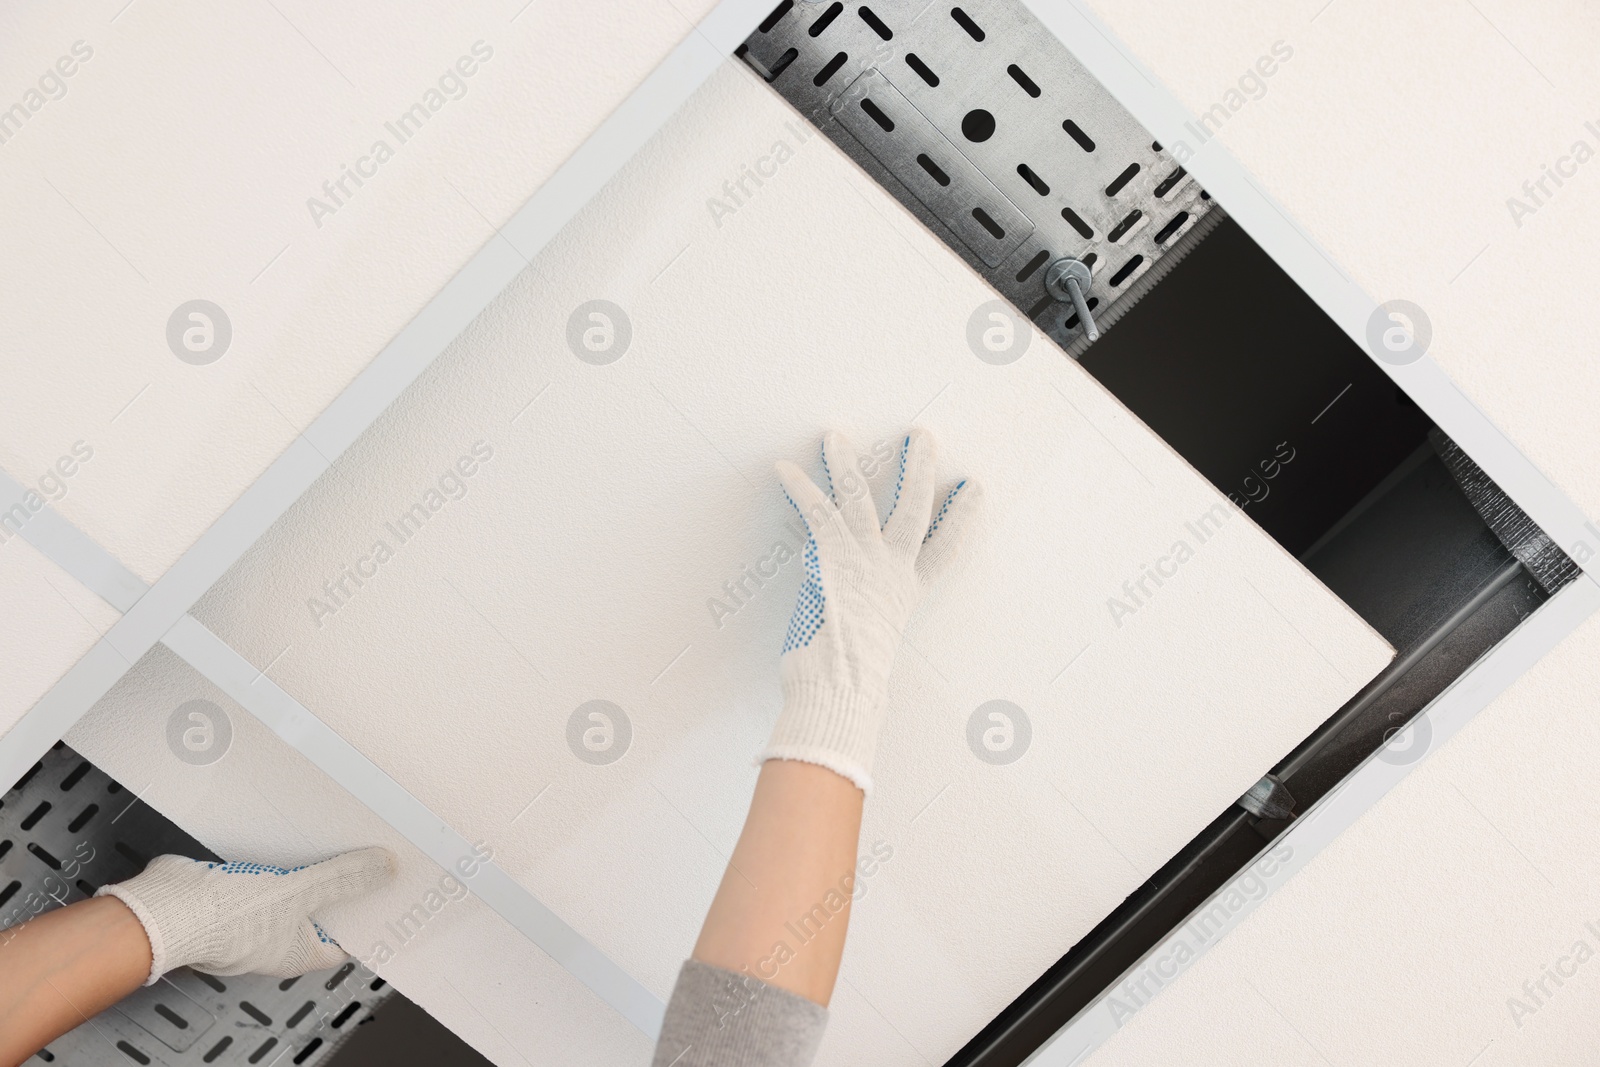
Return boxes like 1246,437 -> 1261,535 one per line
740,0 -> 1221,355
1,744 -> 390,1067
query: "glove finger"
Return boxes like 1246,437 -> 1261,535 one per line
882,428 -> 939,556
915,479 -> 982,585
777,459 -> 843,552
821,430 -> 880,540
294,847 -> 396,913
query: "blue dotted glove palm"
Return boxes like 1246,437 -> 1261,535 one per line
759,429 -> 980,793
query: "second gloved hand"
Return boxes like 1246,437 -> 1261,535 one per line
98,847 -> 394,984
760,428 -> 980,793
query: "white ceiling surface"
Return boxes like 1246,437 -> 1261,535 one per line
64,644 -> 649,1066
177,63 -> 1393,1064
1088,589 -> 1600,1067
0,539 -> 119,739
0,0 -> 716,583
1082,0 -> 1600,533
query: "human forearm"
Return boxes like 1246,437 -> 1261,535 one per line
0,896 -> 151,1067
692,758 -> 864,1006
693,430 -> 976,1007
656,429 -> 978,1067
0,846 -> 390,1067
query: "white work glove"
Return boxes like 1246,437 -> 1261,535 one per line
98,847 -> 394,985
760,429 -> 981,793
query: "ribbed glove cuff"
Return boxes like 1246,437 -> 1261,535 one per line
98,862 -> 217,986
758,678 -> 884,794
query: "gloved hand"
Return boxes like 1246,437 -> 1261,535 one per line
760,428 -> 980,793
97,847 -> 394,985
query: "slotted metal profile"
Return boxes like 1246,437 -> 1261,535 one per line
740,0 -> 1222,355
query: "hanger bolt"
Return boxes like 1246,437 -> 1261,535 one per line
1045,257 -> 1099,342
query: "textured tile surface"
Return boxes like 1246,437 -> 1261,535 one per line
182,64 -> 1394,1064
0,537 -> 119,738
1090,586 -> 1600,1067
65,644 -> 650,1066
0,0 -> 716,581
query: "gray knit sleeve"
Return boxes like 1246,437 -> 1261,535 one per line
650,960 -> 829,1067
